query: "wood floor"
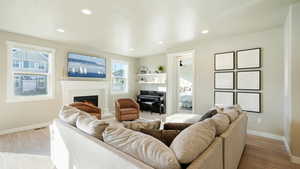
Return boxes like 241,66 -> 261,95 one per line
0,127 -> 299,169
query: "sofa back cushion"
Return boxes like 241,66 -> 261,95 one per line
103,126 -> 181,169
163,122 -> 193,130
170,119 -> 216,164
199,108 -> 218,121
76,115 -> 109,140
59,106 -> 90,126
211,113 -> 230,136
140,129 -> 181,146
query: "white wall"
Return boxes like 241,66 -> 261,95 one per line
0,30 -> 138,131
167,27 -> 285,136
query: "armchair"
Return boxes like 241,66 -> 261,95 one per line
115,98 -> 140,121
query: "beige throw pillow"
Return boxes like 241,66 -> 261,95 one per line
103,126 -> 181,169
122,120 -> 161,131
59,106 -> 90,126
170,119 -> 216,164
211,113 -> 230,136
222,107 -> 239,122
76,115 -> 109,140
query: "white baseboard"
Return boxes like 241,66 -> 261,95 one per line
0,122 -> 50,136
247,129 -> 284,141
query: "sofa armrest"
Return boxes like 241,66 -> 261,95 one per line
51,119 -> 153,169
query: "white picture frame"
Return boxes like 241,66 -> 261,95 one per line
214,72 -> 234,90
237,92 -> 261,113
214,51 -> 235,70
237,70 -> 261,90
237,48 -> 261,69
214,91 -> 235,107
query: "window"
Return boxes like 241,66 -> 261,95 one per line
7,41 -> 55,102
111,60 -> 128,93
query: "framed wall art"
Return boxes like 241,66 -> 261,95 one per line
236,92 -> 261,113
236,48 -> 261,69
237,70 -> 261,90
214,71 -> 234,90
214,91 -> 235,107
214,51 -> 235,71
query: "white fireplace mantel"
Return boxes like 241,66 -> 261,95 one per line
61,80 -> 109,114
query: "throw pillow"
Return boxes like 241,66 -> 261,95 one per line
59,105 -> 90,126
122,120 -> 161,131
199,108 -> 218,121
222,107 -> 239,123
103,126 -> 181,169
140,129 -> 181,146
76,115 -> 109,140
163,122 -> 193,130
170,119 -> 216,164
211,113 -> 230,136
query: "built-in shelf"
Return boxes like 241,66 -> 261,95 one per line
137,73 -> 167,84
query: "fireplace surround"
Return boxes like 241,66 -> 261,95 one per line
61,80 -> 109,114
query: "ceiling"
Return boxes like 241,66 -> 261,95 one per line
0,0 -> 297,57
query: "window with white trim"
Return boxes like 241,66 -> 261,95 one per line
111,60 -> 128,93
7,41 -> 55,102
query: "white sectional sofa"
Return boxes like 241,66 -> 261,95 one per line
50,112 -> 247,169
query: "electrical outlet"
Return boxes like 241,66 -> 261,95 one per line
257,118 -> 262,124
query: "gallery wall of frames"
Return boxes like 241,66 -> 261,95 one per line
214,48 -> 262,113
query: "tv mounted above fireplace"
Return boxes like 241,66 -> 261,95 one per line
67,52 -> 106,78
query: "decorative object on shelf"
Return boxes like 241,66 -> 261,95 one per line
236,48 -> 261,69
214,51 -> 235,71
236,92 -> 261,113
214,71 -> 234,90
139,66 -> 149,74
214,91 -> 235,106
237,70 -> 261,90
158,66 -> 164,73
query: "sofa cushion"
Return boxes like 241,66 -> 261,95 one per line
103,126 -> 181,169
140,129 -> 181,146
211,113 -> 230,136
59,106 -> 90,126
123,120 -> 161,131
170,119 -> 216,164
76,115 -> 109,140
163,122 -> 193,131
120,108 -> 138,115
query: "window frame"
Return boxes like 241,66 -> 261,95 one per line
111,59 -> 129,94
6,41 -> 56,103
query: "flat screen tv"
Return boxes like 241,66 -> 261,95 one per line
67,53 -> 106,78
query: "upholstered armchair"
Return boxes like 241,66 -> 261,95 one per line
115,98 -> 140,121
70,102 -> 101,119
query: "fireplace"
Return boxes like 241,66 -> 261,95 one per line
74,95 -> 98,107
61,80 -> 109,114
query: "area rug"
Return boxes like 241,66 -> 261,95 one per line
0,152 -> 55,169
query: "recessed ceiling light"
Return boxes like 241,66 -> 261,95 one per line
81,9 -> 92,15
201,30 -> 209,34
159,41 -> 164,44
56,28 -> 65,33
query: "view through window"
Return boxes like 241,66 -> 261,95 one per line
7,42 -> 54,100
111,60 -> 128,93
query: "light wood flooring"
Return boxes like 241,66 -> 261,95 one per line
0,126 -> 299,169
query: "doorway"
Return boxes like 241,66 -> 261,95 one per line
177,54 -> 193,112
